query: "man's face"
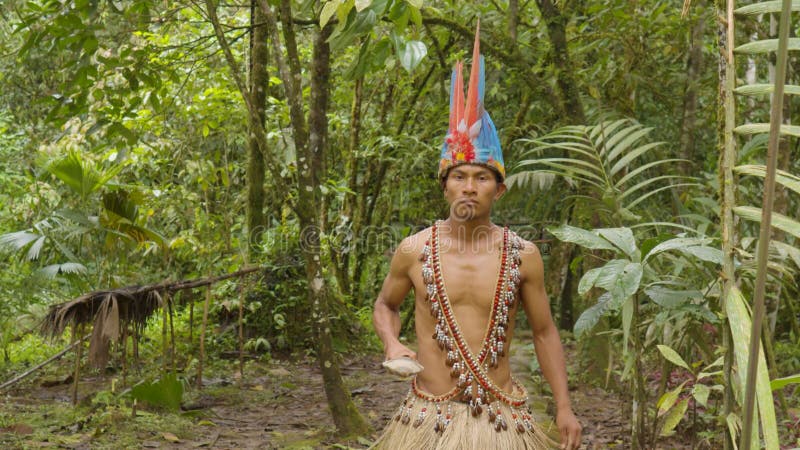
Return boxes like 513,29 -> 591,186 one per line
443,165 -> 507,221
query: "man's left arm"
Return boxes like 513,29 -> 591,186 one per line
518,240 -> 582,450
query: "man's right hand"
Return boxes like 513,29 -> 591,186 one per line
384,342 -> 417,361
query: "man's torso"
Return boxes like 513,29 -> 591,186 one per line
407,224 -> 521,395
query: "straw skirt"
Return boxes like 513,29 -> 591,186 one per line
370,390 -> 557,450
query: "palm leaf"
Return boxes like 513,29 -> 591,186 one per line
36,262 -> 88,278
726,287 -> 780,450
733,38 -> 800,54
609,143 -> 666,177
596,123 -> 644,158
617,175 -> 695,202
614,158 -> 687,187
626,183 -> 702,209
26,235 -> 46,261
735,164 -> 800,195
518,161 -> 606,185
734,0 -> 800,15
0,230 -> 41,251
504,171 -> 556,191
734,206 -> 800,239
734,123 -> 800,137
606,126 -> 653,163
589,119 -> 630,142
734,84 -> 800,96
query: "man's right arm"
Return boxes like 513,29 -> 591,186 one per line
373,236 -> 417,360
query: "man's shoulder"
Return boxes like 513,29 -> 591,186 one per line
513,234 -> 541,254
397,227 -> 431,253
509,232 -> 544,268
392,226 -> 432,263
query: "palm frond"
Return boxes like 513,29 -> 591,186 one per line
512,118 -> 686,224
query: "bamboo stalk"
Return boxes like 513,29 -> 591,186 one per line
161,291 -> 168,375
121,325 -> 128,387
740,0 -> 792,447
189,296 -> 194,343
719,1 -> 738,448
168,292 -> 175,372
197,284 -> 212,389
72,324 -> 83,405
238,274 -> 246,386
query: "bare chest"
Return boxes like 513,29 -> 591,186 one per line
437,249 -> 502,309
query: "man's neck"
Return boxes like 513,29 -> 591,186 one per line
441,216 -> 497,249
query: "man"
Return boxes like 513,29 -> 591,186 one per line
371,22 -> 582,450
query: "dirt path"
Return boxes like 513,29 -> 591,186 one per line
0,343 -> 692,449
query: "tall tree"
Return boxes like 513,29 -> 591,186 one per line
246,0 -> 270,253
257,0 -> 370,436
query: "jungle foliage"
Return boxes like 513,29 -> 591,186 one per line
1,0 -> 799,448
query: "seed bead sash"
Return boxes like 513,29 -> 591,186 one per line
400,221 -> 537,434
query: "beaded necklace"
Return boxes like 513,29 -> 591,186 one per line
399,220 -> 536,434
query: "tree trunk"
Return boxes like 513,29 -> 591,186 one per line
558,245 -> 578,330
336,78 -> 364,297
300,22 -> 371,438
246,0 -> 269,251
508,0 -> 519,44
535,0 -> 586,124
717,2 -> 737,448
257,0 -> 369,435
678,10 -> 705,176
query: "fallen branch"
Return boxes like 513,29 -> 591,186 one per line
0,334 -> 90,392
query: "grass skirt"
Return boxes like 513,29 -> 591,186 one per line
370,389 -> 558,450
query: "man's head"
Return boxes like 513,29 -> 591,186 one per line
441,164 -> 507,221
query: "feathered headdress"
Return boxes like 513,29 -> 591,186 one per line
439,20 -> 505,181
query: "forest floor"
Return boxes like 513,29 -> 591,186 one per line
0,334 -> 698,449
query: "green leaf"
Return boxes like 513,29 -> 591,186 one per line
0,231 -> 41,252
606,126 -> 653,164
735,164 -> 800,196
644,286 -> 702,308
408,3 -> 421,27
337,0 -> 355,24
130,373 -> 183,411
547,225 -> 618,252
388,1 -> 409,29
405,0 -> 422,7
621,296 -> 633,354
657,381 -> 687,416
573,292 -> 612,339
592,260 -> 629,288
36,262 -> 87,278
734,38 -> 800,54
595,261 -> 642,309
26,236 -> 46,261
770,373 -> 800,391
398,40 -> 426,73
734,206 -> 800,240
726,287 -> 779,450
734,123 -> 800,137
578,266 -> 603,296
772,241 -> 800,268
660,398 -> 689,436
735,1 -> 800,16
644,237 -> 711,261
734,83 -> 800,96
355,0 -> 372,11
679,245 -> 724,265
657,345 -> 691,371
350,9 -> 377,34
596,228 -> 638,260
692,384 -> 710,407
